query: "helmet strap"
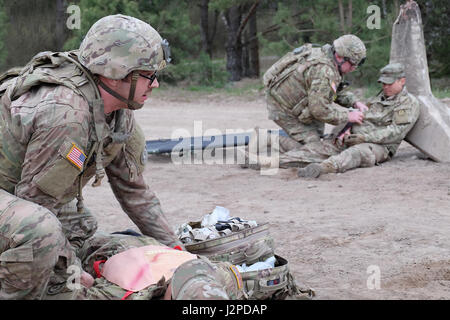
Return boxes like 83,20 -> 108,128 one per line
127,71 -> 141,110
332,50 -> 345,76
96,73 -> 144,110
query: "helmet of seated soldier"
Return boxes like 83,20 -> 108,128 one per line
171,259 -> 243,300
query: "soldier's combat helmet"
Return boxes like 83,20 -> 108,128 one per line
78,14 -> 171,110
332,34 -> 366,67
171,259 -> 243,300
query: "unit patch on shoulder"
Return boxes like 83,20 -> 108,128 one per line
66,143 -> 86,170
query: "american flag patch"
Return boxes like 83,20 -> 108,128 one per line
229,265 -> 243,290
331,81 -> 337,93
66,144 -> 86,170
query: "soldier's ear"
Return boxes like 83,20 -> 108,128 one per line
399,78 -> 406,86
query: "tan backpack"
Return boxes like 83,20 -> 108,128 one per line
263,43 -> 313,89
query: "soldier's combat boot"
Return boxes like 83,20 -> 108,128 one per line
297,162 -> 335,178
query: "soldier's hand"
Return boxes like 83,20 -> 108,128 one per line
354,101 -> 369,112
338,127 -> 351,142
80,270 -> 95,288
344,134 -> 365,146
348,110 -> 364,124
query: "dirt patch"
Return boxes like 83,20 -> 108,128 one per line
83,89 -> 450,299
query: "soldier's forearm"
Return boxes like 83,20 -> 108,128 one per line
362,125 -> 406,145
309,101 -> 349,126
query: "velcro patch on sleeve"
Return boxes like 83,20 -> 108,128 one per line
393,108 -> 411,125
66,143 -> 86,170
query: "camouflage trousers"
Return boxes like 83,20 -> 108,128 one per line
0,189 -> 169,300
0,191 -> 235,300
279,139 -> 390,172
0,190 -> 80,299
266,94 -> 324,148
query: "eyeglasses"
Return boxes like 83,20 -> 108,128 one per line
345,57 -> 366,67
139,72 -> 158,85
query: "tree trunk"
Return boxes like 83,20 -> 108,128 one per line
393,0 -> 400,17
222,5 -> 242,81
199,0 -> 212,57
338,0 -> 346,34
55,0 -> 67,50
381,0 -> 387,18
347,0 -> 352,31
242,33 -> 249,77
241,3 -> 251,78
247,7 -> 259,78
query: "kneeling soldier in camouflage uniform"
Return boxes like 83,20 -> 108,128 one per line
281,63 -> 420,177
253,34 -> 368,156
0,15 -> 185,299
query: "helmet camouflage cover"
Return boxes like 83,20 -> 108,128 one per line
171,259 -> 244,300
78,14 -> 170,80
333,34 -> 366,66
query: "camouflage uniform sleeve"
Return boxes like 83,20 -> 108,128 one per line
306,64 -> 349,125
335,89 -> 357,108
359,96 -> 420,145
13,87 -> 91,214
105,123 -> 182,248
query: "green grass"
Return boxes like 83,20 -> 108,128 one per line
432,88 -> 450,99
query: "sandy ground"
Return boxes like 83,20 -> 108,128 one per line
83,86 -> 450,300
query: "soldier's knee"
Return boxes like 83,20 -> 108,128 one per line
353,144 -> 377,167
0,201 -> 65,299
2,199 -> 65,263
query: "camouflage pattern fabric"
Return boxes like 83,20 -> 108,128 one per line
0,189 -> 80,300
279,86 -> 420,172
239,255 -> 314,300
0,17 -> 182,299
378,62 -> 405,84
42,233 -> 242,300
332,34 -> 366,66
171,257 -> 244,300
264,43 -> 357,147
79,14 -> 168,79
69,233 -> 167,300
0,65 -> 180,245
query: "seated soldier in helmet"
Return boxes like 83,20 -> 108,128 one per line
0,14 -> 184,299
242,34 -> 368,168
275,63 -> 420,178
